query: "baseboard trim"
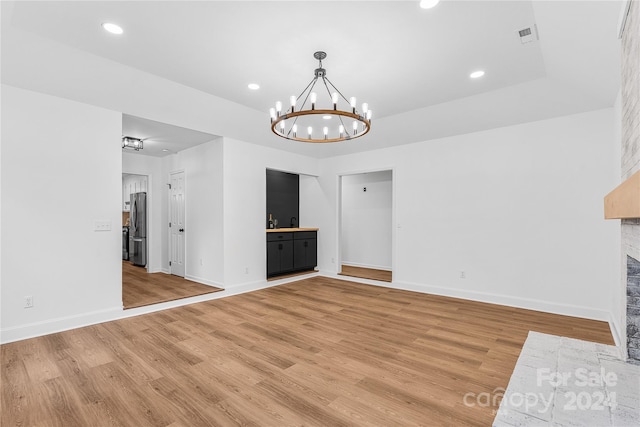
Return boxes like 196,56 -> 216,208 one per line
185,274 -> 225,289
0,306 -> 123,344
319,272 -> 611,323
341,262 -> 392,271
608,311 -> 625,351
0,276 -> 301,344
395,279 -> 611,322
2,273 -> 615,345
223,272 -> 318,295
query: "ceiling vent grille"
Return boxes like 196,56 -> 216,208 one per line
518,25 -> 539,44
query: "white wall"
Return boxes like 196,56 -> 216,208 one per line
313,109 -> 619,321
341,171 -> 392,270
162,139 -> 224,286
122,153 -> 164,273
1,85 -> 123,342
0,85 -> 620,343
222,138 -> 320,288
300,174 -> 322,228
0,91 -> 321,342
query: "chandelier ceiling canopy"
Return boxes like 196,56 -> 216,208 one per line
270,51 -> 371,144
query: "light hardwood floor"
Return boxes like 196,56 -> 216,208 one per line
122,261 -> 223,309
340,264 -> 392,282
2,277 -> 613,426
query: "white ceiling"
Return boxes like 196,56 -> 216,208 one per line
122,114 -> 218,157
1,1 -> 624,158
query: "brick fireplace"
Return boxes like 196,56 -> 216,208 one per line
627,256 -> 640,359
620,0 -> 640,361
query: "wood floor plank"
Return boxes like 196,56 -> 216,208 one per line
339,265 -> 393,282
122,261 -> 223,309
2,276 -> 614,426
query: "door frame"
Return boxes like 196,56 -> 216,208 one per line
336,167 -> 396,278
122,171 -> 152,273
168,169 -> 186,277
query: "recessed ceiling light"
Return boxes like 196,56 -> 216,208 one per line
102,22 -> 123,35
420,0 -> 441,9
470,70 -> 485,79
162,149 -> 169,152
323,115 -> 332,120
248,83 -> 260,90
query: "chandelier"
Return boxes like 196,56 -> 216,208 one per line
122,136 -> 144,151
270,51 -> 371,143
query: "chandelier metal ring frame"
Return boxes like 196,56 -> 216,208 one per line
270,51 -> 372,144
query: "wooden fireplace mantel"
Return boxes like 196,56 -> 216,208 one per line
604,170 -> 640,219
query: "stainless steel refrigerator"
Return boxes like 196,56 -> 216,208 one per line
129,192 -> 147,266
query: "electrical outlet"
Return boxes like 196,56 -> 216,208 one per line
331,258 -> 335,264
245,267 -> 249,274
200,258 -> 203,266
94,221 -> 112,231
24,296 -> 33,308
460,271 -> 466,279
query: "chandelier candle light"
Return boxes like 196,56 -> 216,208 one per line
270,51 -> 372,143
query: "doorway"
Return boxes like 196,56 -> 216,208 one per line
121,169 -> 222,309
339,170 -> 393,282
169,170 -> 186,277
122,173 -> 149,270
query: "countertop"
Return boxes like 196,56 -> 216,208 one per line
266,227 -> 319,233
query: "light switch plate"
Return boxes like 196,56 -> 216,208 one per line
94,221 -> 112,231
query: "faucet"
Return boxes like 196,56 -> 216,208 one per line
290,217 -> 297,228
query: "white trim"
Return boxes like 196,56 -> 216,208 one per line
618,0 -> 633,39
320,271 -> 392,288
0,306 -> 123,344
336,167 -> 396,277
319,272 -> 611,323
146,174 -> 153,273
1,271 -> 615,345
0,274 -> 315,344
266,166 -> 319,178
608,310 -> 628,361
341,261 -> 392,271
168,169 -> 186,277
608,312 -> 624,350
393,279 -> 611,321
185,274 -> 224,289
336,174 -> 343,275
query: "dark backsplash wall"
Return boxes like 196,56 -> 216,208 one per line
266,169 -> 299,229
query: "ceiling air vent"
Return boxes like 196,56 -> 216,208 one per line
518,25 -> 539,44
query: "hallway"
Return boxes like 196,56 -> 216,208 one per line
122,262 -> 223,309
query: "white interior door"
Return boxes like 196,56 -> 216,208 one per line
169,171 -> 186,277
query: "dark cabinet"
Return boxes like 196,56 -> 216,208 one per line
267,233 -> 294,277
294,232 -> 317,271
267,231 -> 317,278
267,240 -> 294,276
